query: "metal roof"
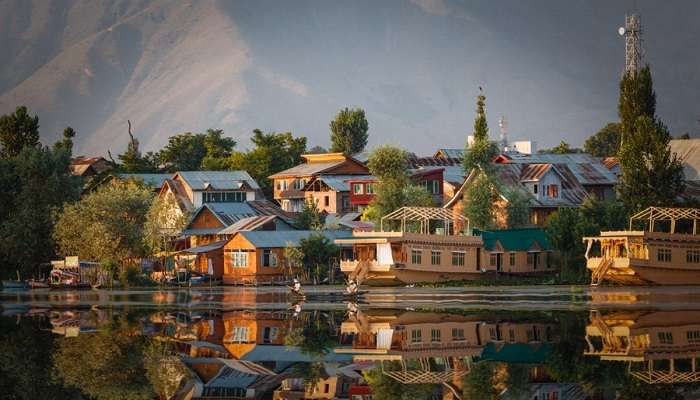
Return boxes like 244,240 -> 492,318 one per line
199,203 -> 259,226
500,153 -> 617,186
434,148 -> 466,159
178,240 -> 228,254
670,139 -> 700,181
118,173 -> 171,188
176,171 -> 260,190
238,230 -> 353,248
519,164 -> 552,181
309,175 -> 374,191
268,161 -> 345,178
218,215 -> 288,235
406,153 -> 462,168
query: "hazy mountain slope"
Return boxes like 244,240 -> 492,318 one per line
1,0 -> 698,155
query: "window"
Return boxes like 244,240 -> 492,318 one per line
490,253 -> 497,266
423,180 -> 440,194
411,329 -> 422,343
658,248 -> 672,262
202,191 -> 246,203
658,332 -> 674,344
431,329 -> 441,342
527,252 -> 540,269
509,329 -> 515,342
353,183 -> 364,194
533,184 -> 538,194
452,328 -> 465,341
509,252 -> 516,266
280,180 -> 288,190
228,250 -> 249,268
547,184 -> 559,198
452,251 -> 465,266
228,326 -> 250,343
262,250 -> 277,267
324,384 -> 330,393
262,327 -> 279,343
489,327 -> 497,340
411,249 -> 422,264
342,196 -> 350,210
687,250 -> 700,264
366,183 -> 375,194
431,250 -> 441,265
324,196 -> 330,207
688,330 -> 700,344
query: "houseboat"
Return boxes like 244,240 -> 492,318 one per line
583,207 -> 700,285
50,256 -> 106,288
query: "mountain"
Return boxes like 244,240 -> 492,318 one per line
1,0 -> 698,155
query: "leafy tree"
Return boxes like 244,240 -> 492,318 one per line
53,126 -> 76,154
118,121 -> 157,172
228,129 -> 307,198
143,341 -> 189,400
158,132 -> 207,170
284,245 -> 306,281
618,116 -> 685,211
584,123 -> 621,157
503,364 -> 530,400
295,199 -> 324,230
144,193 -> 191,256
53,332 -> 154,400
364,362 -> 435,400
329,107 -> 369,155
618,66 -> 656,142
307,145 -> 327,154
463,89 -> 499,173
0,145 -> 81,279
504,187 -> 531,228
0,106 -> 40,158
464,172 -> 496,230
53,180 -> 154,269
298,233 -> 339,284
463,361 -> 497,399
538,140 -> 582,154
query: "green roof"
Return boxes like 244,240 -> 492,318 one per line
475,228 -> 551,252
479,342 -> 552,364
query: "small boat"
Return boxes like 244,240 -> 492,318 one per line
2,280 -> 27,290
27,279 -> 49,289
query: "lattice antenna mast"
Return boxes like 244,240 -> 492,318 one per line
619,14 -> 643,74
498,116 -> 508,151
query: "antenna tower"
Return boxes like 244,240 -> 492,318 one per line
498,116 -> 508,151
619,14 -> 643,74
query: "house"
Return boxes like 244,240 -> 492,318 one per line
269,153 -> 369,213
273,364 -> 357,400
477,228 -> 554,274
70,156 -> 112,177
670,138 -> 700,200
223,230 -> 352,285
347,168 -> 447,210
302,174 -> 373,214
181,358 -> 283,400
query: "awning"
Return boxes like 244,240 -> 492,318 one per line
177,240 -> 228,254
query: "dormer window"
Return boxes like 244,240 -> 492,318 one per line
547,184 -> 559,198
203,191 -> 246,203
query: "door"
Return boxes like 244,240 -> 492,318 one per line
496,253 -> 503,272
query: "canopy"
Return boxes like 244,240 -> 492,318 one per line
380,206 -> 468,234
630,207 -> 700,234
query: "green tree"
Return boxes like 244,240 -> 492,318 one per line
53,126 -> 76,154
463,361 -> 497,399
144,193 -> 191,256
503,364 -> 530,400
618,116 -> 685,211
295,200 -> 324,230
0,145 -> 81,279
329,107 -> 369,155
53,180 -> 154,269
538,140 -> 582,154
143,341 -> 189,400
228,129 -> 307,198
504,187 -> 531,228
618,66 -> 656,142
464,172 -> 496,230
298,233 -> 339,284
201,128 -> 236,170
0,106 -> 40,158
364,362 -> 435,400
584,123 -> 621,157
307,145 -> 327,154
463,89 -> 499,173
158,132 -> 207,171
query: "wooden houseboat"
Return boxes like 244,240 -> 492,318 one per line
49,256 -> 106,288
335,207 -> 554,285
583,207 -> 700,285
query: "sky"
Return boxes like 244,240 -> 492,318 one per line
0,0 -> 698,155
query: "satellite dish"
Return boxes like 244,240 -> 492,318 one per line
618,27 -> 626,36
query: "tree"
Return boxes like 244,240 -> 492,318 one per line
364,362 -> 435,400
617,116 -> 685,211
618,66 -> 656,142
118,121 -> 157,172
298,233 -> 339,284
228,129 -> 307,198
284,245 -> 306,281
0,145 -> 81,279
464,172 -> 497,230
329,107 -> 369,155
143,341 -> 189,400
584,123 -> 621,157
0,106 -> 40,158
463,362 -> 497,399
504,187 -> 531,228
463,89 -> 499,173
54,126 -> 76,154
538,141 -> 582,154
307,145 -> 327,154
158,132 -> 207,171
53,180 -> 154,269
295,200 -> 324,230
144,193 -> 191,256
201,128 -> 236,170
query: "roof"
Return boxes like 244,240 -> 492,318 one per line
602,157 -> 619,170
240,345 -> 353,363
178,240 -> 228,254
406,153 -> 462,168
238,230 -> 353,248
269,160 -> 345,178
218,215 -> 287,235
117,173 -> 171,188
670,139 -> 700,181
247,200 -> 294,220
434,148 -> 465,159
176,171 -> 260,190
197,203 -> 259,226
498,153 -> 617,186
519,164 -> 553,181
479,342 -> 552,364
307,175 -> 374,192
476,228 -> 551,251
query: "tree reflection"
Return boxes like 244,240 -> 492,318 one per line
364,361 -> 435,400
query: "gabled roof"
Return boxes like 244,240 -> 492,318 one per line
247,200 -> 294,220
218,215 -> 291,235
268,155 -> 368,179
434,148 -> 465,159
476,228 -> 551,252
497,153 -> 617,186
519,164 -> 553,182
118,173 -> 171,189
304,175 -> 374,192
195,203 -> 259,226
175,170 -> 260,191
406,153 -> 462,168
238,230 -> 353,248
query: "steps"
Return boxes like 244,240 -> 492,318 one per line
591,258 -> 613,286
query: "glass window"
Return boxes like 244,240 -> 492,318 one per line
658,331 -> 673,344
658,248 -> 672,262
452,251 -> 465,266
431,329 -> 441,342
411,249 -> 422,264
509,329 -> 515,342
490,253 -> 497,266
687,250 -> 700,264
431,250 -> 441,265
423,180 -> 440,194
547,184 -> 559,198
533,184 -> 538,194
411,329 -> 422,343
353,183 -> 364,194
228,250 -> 249,268
688,330 -> 700,344
509,252 -> 516,266
228,326 -> 249,343
366,183 -> 375,194
262,250 -> 277,267
452,328 -> 465,341
324,196 -> 330,207
203,191 -> 245,203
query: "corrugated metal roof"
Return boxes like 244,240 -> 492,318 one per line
670,139 -> 700,181
313,175 -> 374,191
239,230 -> 353,248
218,215 -> 282,235
178,240 -> 228,254
519,164 -> 552,181
501,154 -> 617,186
176,171 -> 260,190
268,161 -> 345,178
118,173 -> 171,188
435,148 -> 466,159
406,153 -> 462,168
602,157 -> 619,170
181,228 -> 223,236
203,203 -> 259,225
247,200 -> 294,220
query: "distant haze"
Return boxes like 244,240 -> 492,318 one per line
1,0 -> 698,155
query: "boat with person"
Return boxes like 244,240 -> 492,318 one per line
584,207 -> 700,285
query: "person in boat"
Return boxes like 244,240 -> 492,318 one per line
292,302 -> 303,318
291,278 -> 303,295
346,279 -> 358,295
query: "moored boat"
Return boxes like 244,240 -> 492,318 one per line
583,207 -> 700,285
50,257 -> 105,289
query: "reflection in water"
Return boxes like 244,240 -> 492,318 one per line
2,300 -> 700,399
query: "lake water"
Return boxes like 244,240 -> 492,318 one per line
2,286 -> 700,399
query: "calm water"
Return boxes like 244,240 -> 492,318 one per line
2,286 -> 700,399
